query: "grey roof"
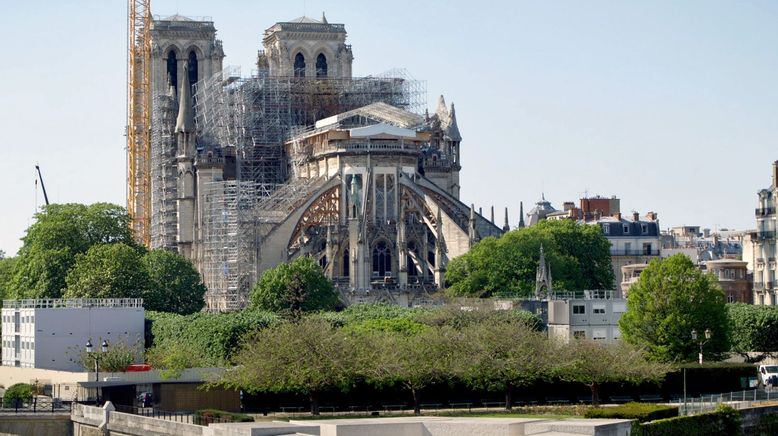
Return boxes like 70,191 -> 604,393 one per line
163,14 -> 194,21
175,61 -> 195,133
445,103 -> 462,141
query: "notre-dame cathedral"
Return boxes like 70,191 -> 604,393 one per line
147,13 -> 502,311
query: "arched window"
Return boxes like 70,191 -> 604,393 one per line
372,241 -> 392,277
188,51 -> 198,86
342,248 -> 350,277
166,50 -> 177,91
316,53 -> 328,78
294,53 -> 306,77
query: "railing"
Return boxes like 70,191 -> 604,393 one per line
0,397 -> 70,414
610,249 -> 660,256
681,388 -> 774,416
2,298 -> 144,309
756,207 -> 776,217
113,404 -> 246,426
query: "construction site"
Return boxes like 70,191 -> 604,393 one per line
127,5 -> 496,311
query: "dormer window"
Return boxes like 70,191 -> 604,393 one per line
623,224 -> 630,234
641,223 -> 648,234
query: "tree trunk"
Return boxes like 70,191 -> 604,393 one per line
411,387 -> 420,415
589,382 -> 600,406
310,392 -> 320,416
505,382 -> 514,411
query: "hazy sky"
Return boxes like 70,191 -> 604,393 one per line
1,0 -> 777,256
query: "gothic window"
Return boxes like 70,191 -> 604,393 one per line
166,50 -> 178,91
372,241 -> 392,277
343,248 -> 350,277
294,53 -> 306,77
188,51 -> 198,86
316,53 -> 328,78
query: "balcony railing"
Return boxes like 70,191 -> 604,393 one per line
610,249 -> 660,256
756,207 -> 776,217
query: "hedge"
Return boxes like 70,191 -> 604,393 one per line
636,404 -> 741,436
584,402 -> 677,422
194,409 -> 254,425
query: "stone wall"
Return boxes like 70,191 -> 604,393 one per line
0,414 -> 72,436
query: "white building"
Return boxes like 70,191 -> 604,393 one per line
753,161 -> 778,305
547,291 -> 626,342
1,299 -> 144,371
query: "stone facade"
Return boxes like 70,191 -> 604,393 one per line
752,161 -> 778,305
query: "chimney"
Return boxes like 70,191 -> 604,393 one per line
614,212 -> 622,221
773,161 -> 778,189
646,211 -> 658,221
633,212 -> 640,222
563,201 -> 575,212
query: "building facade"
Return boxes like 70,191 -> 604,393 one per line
547,291 -> 626,342
703,259 -> 752,304
1,299 -> 144,372
752,161 -> 778,305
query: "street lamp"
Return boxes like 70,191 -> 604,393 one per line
691,328 -> 712,365
86,339 -> 109,404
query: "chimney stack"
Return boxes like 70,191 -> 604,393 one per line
773,161 -> 778,189
633,212 -> 640,222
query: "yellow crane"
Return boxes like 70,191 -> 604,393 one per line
127,0 -> 152,247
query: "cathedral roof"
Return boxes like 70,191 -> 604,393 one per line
315,102 -> 424,130
163,14 -> 195,22
445,103 -> 462,141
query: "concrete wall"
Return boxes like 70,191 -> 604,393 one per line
0,414 -> 72,436
72,403 -> 204,436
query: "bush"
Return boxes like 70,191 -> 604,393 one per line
194,409 -> 253,425
584,402 -> 677,422
3,383 -> 34,407
636,404 -> 741,435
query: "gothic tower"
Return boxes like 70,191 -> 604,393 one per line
258,14 -> 353,78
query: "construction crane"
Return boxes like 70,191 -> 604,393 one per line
127,0 -> 152,247
35,165 -> 50,206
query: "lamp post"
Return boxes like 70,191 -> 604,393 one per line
691,328 -> 712,365
86,339 -> 109,404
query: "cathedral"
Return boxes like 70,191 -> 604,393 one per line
147,14 -> 501,310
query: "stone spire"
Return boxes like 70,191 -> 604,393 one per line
436,95 -> 448,119
175,61 -> 195,134
445,102 -> 462,141
518,201 -> 526,229
503,207 -> 510,233
535,244 -> 552,299
321,11 -> 328,24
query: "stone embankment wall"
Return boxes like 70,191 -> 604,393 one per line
0,414 -> 72,436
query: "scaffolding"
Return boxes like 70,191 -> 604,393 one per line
190,67 -> 426,310
149,92 -> 179,250
200,180 -> 259,311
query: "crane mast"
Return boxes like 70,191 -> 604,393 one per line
127,0 -> 152,247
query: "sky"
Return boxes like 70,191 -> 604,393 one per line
1,0 -> 777,256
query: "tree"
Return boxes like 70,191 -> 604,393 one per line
250,256 -> 338,318
9,203 -> 137,299
356,326 -> 457,414
3,383 -> 34,407
446,220 -> 613,298
216,318 -> 356,415
74,340 -> 140,373
143,249 -> 206,314
0,256 -> 17,303
558,340 -> 669,405
64,243 -> 149,300
457,320 -> 552,410
728,304 -> 778,360
620,254 -> 730,363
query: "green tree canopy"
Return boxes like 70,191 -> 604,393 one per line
9,203 -> 137,299
728,304 -> 778,358
457,320 -> 553,410
143,249 -> 206,314
558,340 -> 669,405
64,243 -> 149,300
619,254 -> 730,363
249,256 -> 339,317
216,317 -> 356,415
445,220 -> 613,298
0,256 -> 17,303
